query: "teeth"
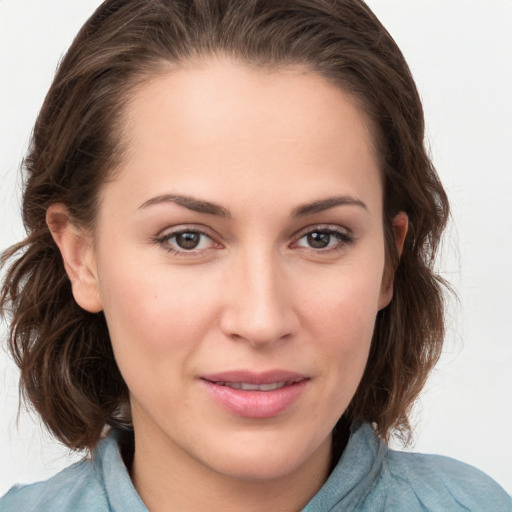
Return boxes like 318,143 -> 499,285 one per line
219,381 -> 288,391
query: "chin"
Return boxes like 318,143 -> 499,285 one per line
197,429 -> 331,482
210,451 -> 307,482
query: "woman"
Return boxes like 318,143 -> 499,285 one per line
1,0 -> 510,510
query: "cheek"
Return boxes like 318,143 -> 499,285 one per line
300,256 -> 385,385
304,259 -> 384,340
289,270 -> 382,437
96,255 -> 219,377
322,288 -> 377,377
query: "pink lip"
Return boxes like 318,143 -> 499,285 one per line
200,370 -> 309,419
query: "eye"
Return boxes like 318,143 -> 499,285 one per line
304,231 -> 334,249
173,231 -> 204,250
293,227 -> 354,252
154,228 -> 219,255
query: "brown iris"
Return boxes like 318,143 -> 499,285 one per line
175,232 -> 201,249
307,231 -> 332,249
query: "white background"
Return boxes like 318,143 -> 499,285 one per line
1,0 -> 511,496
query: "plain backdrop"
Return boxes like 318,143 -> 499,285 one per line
1,0 -> 511,496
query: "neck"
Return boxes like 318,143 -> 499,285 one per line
129,425 -> 334,512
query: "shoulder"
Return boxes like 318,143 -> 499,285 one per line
317,424 -> 511,512
382,447 -> 512,511
0,430 -> 146,512
0,458 -> 108,512
307,424 -> 511,512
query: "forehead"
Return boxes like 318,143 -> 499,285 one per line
124,60 -> 378,153
109,59 -> 382,213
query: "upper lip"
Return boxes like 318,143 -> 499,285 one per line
200,370 -> 308,385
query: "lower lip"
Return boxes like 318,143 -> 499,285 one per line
201,380 -> 308,418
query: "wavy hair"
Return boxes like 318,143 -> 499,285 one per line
1,0 -> 449,451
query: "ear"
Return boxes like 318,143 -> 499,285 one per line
378,211 -> 408,310
46,204 -> 103,313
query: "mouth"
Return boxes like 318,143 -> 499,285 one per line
200,371 -> 309,418
207,379 -> 303,392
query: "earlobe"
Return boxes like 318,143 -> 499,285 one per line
378,211 -> 408,310
46,204 -> 103,313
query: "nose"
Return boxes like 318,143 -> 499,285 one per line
219,250 -> 299,348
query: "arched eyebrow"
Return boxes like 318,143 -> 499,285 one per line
138,194 -> 231,218
138,193 -> 366,218
291,196 -> 367,217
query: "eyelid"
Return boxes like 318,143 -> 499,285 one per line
290,224 -> 355,252
291,223 -> 354,240
152,224 -> 223,256
156,224 -> 217,239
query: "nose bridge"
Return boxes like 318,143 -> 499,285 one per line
220,245 -> 296,346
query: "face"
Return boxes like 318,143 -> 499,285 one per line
65,60 -> 400,482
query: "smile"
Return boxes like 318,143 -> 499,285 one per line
214,381 -> 296,391
200,371 -> 309,418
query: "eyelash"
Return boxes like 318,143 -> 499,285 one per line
292,225 -> 355,254
152,227 -> 217,257
152,225 -> 355,257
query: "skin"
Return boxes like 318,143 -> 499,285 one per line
48,59 -> 407,512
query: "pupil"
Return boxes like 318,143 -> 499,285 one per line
176,232 -> 200,249
307,232 -> 330,248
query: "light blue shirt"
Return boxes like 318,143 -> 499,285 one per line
1,424 -> 510,511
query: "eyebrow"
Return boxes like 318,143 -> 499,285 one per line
138,193 -> 367,218
138,194 -> 231,218
291,195 -> 368,217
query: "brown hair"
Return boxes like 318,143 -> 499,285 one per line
1,0 -> 448,451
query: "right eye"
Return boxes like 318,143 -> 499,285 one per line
154,228 -> 220,256
171,231 -> 207,250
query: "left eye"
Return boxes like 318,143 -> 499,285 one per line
295,230 -> 349,250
